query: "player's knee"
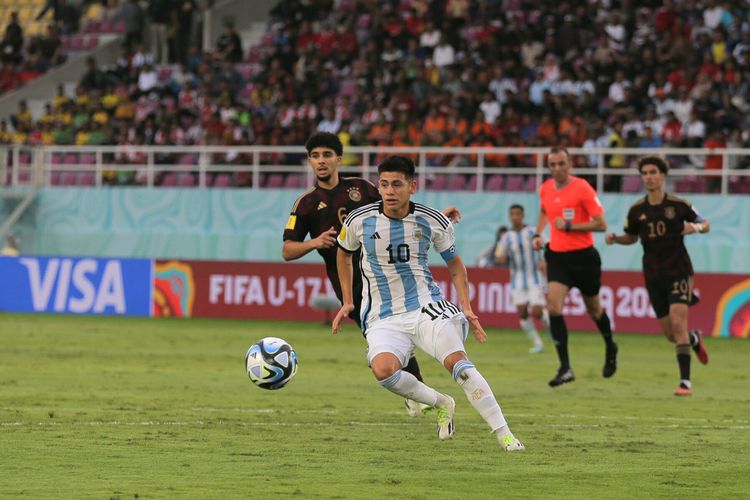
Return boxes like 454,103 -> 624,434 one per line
370,353 -> 401,381
442,350 -> 467,373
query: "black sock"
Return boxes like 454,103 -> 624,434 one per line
676,344 -> 691,382
594,312 -> 616,348
403,354 -> 424,382
549,314 -> 570,371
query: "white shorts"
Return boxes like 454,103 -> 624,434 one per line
511,285 -> 546,307
365,301 -> 468,367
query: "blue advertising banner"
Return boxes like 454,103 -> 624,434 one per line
0,256 -> 152,316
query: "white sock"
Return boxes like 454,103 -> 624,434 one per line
520,318 -> 543,347
452,360 -> 507,432
494,425 -> 513,438
378,370 -> 444,407
680,379 -> 692,389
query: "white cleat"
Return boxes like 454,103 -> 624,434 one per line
404,398 -> 423,417
529,344 -> 544,354
436,396 -> 455,440
499,434 -> 526,451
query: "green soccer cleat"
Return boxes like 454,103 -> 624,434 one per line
499,434 -> 526,452
436,396 -> 455,440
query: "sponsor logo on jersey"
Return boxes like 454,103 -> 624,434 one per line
317,201 -> 328,210
348,187 -> 362,202
664,206 -> 676,219
639,213 -> 647,221
369,231 -> 381,239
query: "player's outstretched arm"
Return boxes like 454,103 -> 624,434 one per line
282,227 -> 338,261
605,233 -> 639,245
446,254 -> 487,343
332,248 -> 355,334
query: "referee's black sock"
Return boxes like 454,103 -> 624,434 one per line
594,311 -> 616,348
549,314 -> 571,371
404,354 -> 424,382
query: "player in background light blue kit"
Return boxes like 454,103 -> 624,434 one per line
332,156 -> 524,451
495,204 -> 549,353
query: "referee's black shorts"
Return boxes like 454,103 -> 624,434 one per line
645,275 -> 700,318
544,245 -> 602,297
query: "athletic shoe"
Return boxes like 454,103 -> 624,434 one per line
548,368 -> 575,387
499,434 -> 526,452
691,329 -> 709,365
436,396 -> 455,440
603,342 -> 618,378
529,344 -> 544,354
404,398 -> 422,417
673,383 -> 692,396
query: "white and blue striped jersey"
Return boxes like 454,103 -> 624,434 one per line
495,225 -> 545,291
337,201 -> 457,331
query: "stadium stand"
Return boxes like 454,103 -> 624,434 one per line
2,1 -> 750,193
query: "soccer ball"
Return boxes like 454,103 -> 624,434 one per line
245,337 -> 298,390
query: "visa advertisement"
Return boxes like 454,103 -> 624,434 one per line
1,256 -> 747,338
0,256 -> 152,316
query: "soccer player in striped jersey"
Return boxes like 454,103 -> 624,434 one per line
283,132 -> 460,417
332,156 -> 524,451
606,156 -> 710,396
494,204 -> 548,353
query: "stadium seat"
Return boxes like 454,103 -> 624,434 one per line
177,173 -> 196,187
50,172 -> 61,185
51,152 -> 63,165
283,174 -> 304,189
84,35 -> 99,50
213,174 -> 232,188
465,174 -> 478,191
524,176 -> 538,192
485,174 -> 504,191
161,173 -> 178,186
78,172 -> 95,185
429,175 -> 447,190
60,172 -> 78,186
19,151 -> 31,165
505,175 -> 524,191
622,176 -> 642,193
447,175 -> 466,191
80,153 -> 96,165
265,174 -> 284,188
63,153 -> 79,165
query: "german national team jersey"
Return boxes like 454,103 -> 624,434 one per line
283,177 -> 380,299
337,201 -> 456,331
495,225 -> 545,291
624,193 -> 703,281
539,176 -> 603,252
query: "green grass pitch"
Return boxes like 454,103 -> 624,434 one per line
1,313 -> 749,498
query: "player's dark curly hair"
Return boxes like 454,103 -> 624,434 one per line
637,155 -> 669,175
305,132 -> 343,156
378,156 -> 415,179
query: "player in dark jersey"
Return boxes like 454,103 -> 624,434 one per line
606,156 -> 710,396
283,132 -> 460,416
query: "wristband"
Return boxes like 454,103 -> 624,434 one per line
564,221 -> 572,232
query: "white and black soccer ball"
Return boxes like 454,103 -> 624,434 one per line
245,337 -> 298,390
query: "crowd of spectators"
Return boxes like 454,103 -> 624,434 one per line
3,0 -> 750,191
1,8 -> 67,94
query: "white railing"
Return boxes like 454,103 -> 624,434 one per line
1,145 -> 750,194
